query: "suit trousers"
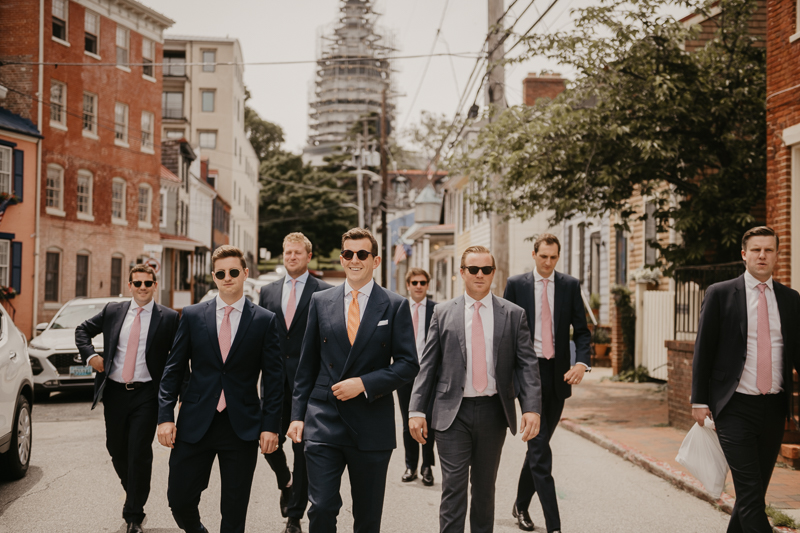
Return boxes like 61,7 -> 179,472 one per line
264,380 -> 309,518
168,410 -> 259,533
102,380 -> 159,524
397,381 -> 436,471
515,358 -> 565,532
435,395 -> 507,533
304,440 -> 392,533
716,392 -> 786,533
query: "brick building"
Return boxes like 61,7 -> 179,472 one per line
0,0 -> 173,323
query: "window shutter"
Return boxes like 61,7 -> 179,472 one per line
13,149 -> 23,202
11,242 -> 22,294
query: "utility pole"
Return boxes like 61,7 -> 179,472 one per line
355,134 -> 365,228
380,86 -> 389,288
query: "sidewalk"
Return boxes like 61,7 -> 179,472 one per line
560,367 -> 800,531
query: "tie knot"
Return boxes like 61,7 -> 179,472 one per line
541,278 -> 549,287
414,302 -> 422,310
351,290 -> 359,300
757,283 -> 768,294
223,306 -> 234,317
290,279 -> 298,288
474,301 -> 482,310
135,307 -> 144,316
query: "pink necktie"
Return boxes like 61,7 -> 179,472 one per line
472,301 -> 488,393
541,279 -> 555,359
756,283 -> 772,394
412,302 -> 422,340
121,307 -> 144,383
285,279 -> 298,329
217,306 -> 234,412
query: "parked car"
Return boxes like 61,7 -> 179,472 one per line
28,297 -> 128,401
199,278 -> 271,304
0,303 -> 33,479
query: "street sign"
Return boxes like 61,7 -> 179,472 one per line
145,258 -> 161,273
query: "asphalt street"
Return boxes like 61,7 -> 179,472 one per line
0,389 -> 731,533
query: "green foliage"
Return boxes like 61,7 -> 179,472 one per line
609,366 -> 655,383
245,105 -> 284,162
611,284 -> 636,373
589,292 -> 602,310
451,0 -> 765,270
592,326 -> 611,344
766,506 -> 799,529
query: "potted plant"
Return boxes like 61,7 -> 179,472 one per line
630,265 -> 661,289
592,327 -> 610,358
589,292 -> 601,321
0,285 -> 16,300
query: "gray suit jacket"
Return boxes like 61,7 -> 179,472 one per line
409,294 -> 542,433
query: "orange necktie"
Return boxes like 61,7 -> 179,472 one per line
347,290 -> 360,345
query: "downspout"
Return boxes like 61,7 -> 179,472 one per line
32,0 -> 44,333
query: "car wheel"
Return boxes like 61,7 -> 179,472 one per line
0,395 -> 32,480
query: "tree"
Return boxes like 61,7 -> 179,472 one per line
245,105 -> 284,162
452,0 -> 765,269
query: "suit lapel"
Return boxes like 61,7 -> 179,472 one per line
425,299 -> 435,335
267,281 -> 287,333
227,300 -> 254,362
553,272 -> 563,336
204,300 -> 224,363
107,301 -> 131,364
144,303 -> 161,355
525,272 -> 536,338
491,295 -> 508,369
774,282 -> 792,367
327,285 -> 351,357
289,276 -> 316,333
342,285 -> 390,376
734,275 -> 747,342
453,296 -> 467,363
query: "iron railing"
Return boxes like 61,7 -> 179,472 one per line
673,261 -> 744,339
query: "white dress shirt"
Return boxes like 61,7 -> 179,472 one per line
281,270 -> 309,317
737,270 -> 784,395
409,297 -> 427,359
464,292 -> 497,397
344,279 -> 373,320
216,294 -> 247,341
107,299 -> 155,383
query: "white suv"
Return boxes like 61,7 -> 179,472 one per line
0,302 -> 33,480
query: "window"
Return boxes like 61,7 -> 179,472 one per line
199,131 -> 217,149
160,189 -> 167,228
45,251 -> 60,302
615,228 -> 628,285
589,232 -> 601,295
165,129 -> 184,140
202,50 -> 216,72
84,11 -> 98,54
579,225 -> 586,284
163,51 -> 186,76
112,179 -> 126,220
201,90 -> 215,112
141,111 -> 154,150
138,185 -> 151,223
162,92 -> 183,119
52,0 -> 67,41
564,225 -> 572,276
114,102 -> 128,144
110,256 -> 123,296
644,202 -> 657,266
0,240 -> 8,287
82,92 -> 97,135
142,38 -> 154,77
0,146 -> 10,194
46,165 -> 63,211
50,80 -> 66,126
116,26 -> 129,66
75,254 -> 89,297
76,170 -> 92,216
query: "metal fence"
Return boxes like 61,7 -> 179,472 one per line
673,261 -> 744,339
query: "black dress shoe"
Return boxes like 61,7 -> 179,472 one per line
126,523 -> 144,533
401,468 -> 417,482
421,466 -> 434,486
284,517 -> 302,533
280,476 -> 293,517
512,503 -> 534,531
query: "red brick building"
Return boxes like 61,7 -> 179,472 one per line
0,0 -> 173,322
523,72 -> 566,105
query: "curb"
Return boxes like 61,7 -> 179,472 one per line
560,419 -> 797,533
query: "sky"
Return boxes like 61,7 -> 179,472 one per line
148,0 -> 690,154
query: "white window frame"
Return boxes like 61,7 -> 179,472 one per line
793,0 -> 800,42
140,111 -> 154,153
114,102 -> 129,146
138,184 -> 152,228
165,129 -> 184,140
46,164 -> 65,216
160,189 -> 167,228
142,38 -> 155,80
82,91 -> 98,138
202,50 -> 216,72
111,178 -> 127,225
116,25 -> 130,70
84,10 -> 99,58
0,240 -> 9,288
201,90 -> 215,112
0,146 -> 11,195
76,169 -> 94,221
52,0 -> 69,46
199,131 -> 217,149
50,79 -> 67,130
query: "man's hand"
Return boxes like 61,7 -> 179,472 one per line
692,407 -> 712,427
88,356 -> 104,373
157,422 -> 177,448
520,412 -> 541,442
260,431 -> 279,454
331,378 -> 365,401
409,417 -> 428,444
564,364 -> 586,385
287,421 -> 304,444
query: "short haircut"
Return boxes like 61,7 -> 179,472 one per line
129,264 -> 156,283
741,226 -> 779,251
284,232 -> 312,254
533,233 -> 561,254
341,228 -> 379,256
212,245 -> 247,270
460,245 -> 496,269
405,268 -> 431,284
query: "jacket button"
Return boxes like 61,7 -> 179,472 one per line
323,338 -> 327,343
287,335 -> 291,340
329,363 -> 333,368
382,343 -> 386,348
285,355 -> 290,359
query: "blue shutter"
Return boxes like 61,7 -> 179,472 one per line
13,150 -> 23,202
11,242 -> 22,294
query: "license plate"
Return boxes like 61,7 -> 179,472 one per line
69,365 -> 93,377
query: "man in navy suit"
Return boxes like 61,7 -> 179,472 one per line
76,264 -> 179,533
157,245 -> 284,533
259,232 -> 332,533
507,234 -> 591,533
397,267 -> 437,486
287,228 -> 419,533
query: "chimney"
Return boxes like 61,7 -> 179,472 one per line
523,71 -> 566,106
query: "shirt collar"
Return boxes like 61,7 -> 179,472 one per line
409,297 -> 427,307
216,294 -> 247,312
744,270 -> 773,291
465,292 -> 493,309
131,298 -> 155,313
286,271 -> 310,285
534,268 -> 555,283
344,279 -> 374,297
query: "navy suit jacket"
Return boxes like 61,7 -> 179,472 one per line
158,298 -> 284,443
75,300 -> 179,409
291,282 -> 420,451
258,275 -> 333,389
504,271 -> 591,401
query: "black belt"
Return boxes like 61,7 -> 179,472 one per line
107,379 -> 152,391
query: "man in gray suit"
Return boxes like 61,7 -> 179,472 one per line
409,245 -> 542,533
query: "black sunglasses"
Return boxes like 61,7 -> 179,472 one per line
131,280 -> 154,288
409,280 -> 428,286
462,265 -> 495,275
341,249 -> 374,261
214,268 -> 241,280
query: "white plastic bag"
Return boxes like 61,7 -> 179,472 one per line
675,417 -> 729,498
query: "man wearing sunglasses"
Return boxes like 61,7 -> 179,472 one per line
288,228 -> 419,533
257,233 -> 332,533
75,264 -> 180,533
408,245 -> 542,533
157,245 -> 284,533
397,268 -> 438,486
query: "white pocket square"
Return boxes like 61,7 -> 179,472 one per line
378,320 -> 389,326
